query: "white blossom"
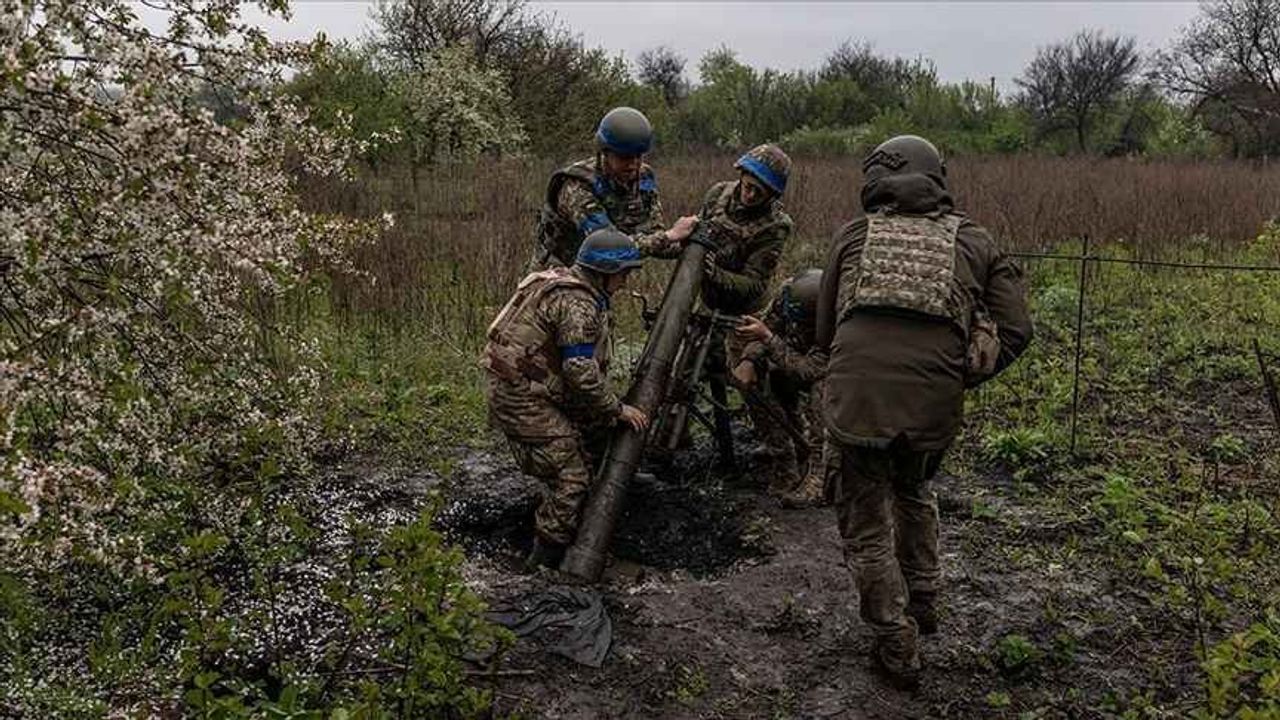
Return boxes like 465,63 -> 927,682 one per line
0,0 -> 375,575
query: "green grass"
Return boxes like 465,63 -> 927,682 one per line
308,227 -> 1280,717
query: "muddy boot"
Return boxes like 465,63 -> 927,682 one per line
906,592 -> 939,636
872,628 -> 922,691
780,467 -> 826,509
524,536 -> 566,572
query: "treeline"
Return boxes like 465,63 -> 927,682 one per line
283,0 -> 1280,163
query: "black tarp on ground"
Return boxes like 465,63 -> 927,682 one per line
486,587 -> 613,668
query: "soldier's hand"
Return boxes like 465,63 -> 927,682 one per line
735,315 -> 773,343
665,215 -> 699,244
731,360 -> 758,388
618,404 -> 650,432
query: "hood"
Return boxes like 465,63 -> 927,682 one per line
860,172 -> 953,215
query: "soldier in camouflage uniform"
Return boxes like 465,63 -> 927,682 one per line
483,229 -> 651,569
654,143 -> 794,317
732,269 -> 832,506
815,135 -> 1034,688
531,106 -> 699,270
654,144 -> 795,446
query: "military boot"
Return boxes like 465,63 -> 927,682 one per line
906,592 -> 939,636
780,466 -> 826,509
872,627 -> 922,691
524,536 -> 567,572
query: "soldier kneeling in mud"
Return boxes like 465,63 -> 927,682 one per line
482,229 -> 650,570
731,268 -> 833,507
816,135 -> 1033,689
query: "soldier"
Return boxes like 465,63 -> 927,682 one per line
532,106 -> 699,270
483,229 -> 651,570
731,269 -> 831,506
656,143 -> 794,317
815,135 -> 1033,688
655,144 -> 795,459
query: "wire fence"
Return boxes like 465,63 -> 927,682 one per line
1006,240 -> 1280,458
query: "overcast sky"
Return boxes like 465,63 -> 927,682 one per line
242,1 -> 1203,89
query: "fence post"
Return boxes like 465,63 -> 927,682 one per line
1254,338 -> 1280,437
1069,235 -> 1091,455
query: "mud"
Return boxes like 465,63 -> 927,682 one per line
436,431 -> 773,575
252,424 -> 1213,718
438,436 -> 1209,719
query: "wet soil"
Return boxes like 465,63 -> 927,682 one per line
425,431 -> 1208,719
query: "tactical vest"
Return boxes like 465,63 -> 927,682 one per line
701,181 -> 791,313
480,268 -> 610,399
534,159 -> 657,266
841,211 -> 970,327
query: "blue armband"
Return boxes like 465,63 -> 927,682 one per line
560,343 -> 596,359
578,212 -> 612,235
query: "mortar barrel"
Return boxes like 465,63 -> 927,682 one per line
561,236 -> 712,581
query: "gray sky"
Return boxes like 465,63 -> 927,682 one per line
249,1 -> 1203,89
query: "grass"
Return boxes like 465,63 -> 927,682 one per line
301,155 -> 1280,717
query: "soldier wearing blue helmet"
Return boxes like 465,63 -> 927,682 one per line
531,107 -> 699,270
483,229 -> 649,570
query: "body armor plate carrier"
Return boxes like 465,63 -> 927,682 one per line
535,161 -> 656,266
480,268 -> 606,400
849,212 -> 964,323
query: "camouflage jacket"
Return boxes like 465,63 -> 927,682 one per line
741,286 -> 826,387
533,157 -> 670,269
652,180 -> 792,315
481,266 -> 621,439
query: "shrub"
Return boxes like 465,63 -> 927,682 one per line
0,2 -> 500,715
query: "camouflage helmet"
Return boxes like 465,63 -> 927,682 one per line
862,135 -> 946,188
596,107 -> 653,156
735,143 -> 791,194
781,268 -> 822,322
575,228 -> 643,275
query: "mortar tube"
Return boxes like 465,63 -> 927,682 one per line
560,234 -> 713,582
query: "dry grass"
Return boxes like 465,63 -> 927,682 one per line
306,153 -> 1280,344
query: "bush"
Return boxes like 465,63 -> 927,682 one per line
0,2 -> 501,715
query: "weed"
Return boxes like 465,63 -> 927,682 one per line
987,690 -> 1013,708
994,634 -> 1045,681
1198,611 -> 1280,718
983,428 -> 1054,478
1207,433 -> 1248,465
669,663 -> 710,706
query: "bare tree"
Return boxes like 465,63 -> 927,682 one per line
820,40 -> 933,110
1152,0 -> 1280,156
369,0 -> 531,71
636,45 -> 688,107
1016,30 -> 1141,151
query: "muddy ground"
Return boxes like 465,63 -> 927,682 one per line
387,424 -> 1206,720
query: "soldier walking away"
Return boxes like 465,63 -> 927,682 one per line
531,106 -> 699,270
483,229 -> 651,570
731,269 -> 831,505
814,135 -> 1033,689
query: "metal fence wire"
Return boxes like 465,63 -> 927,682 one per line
1007,239 -> 1280,457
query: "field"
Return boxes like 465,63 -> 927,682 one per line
303,154 -> 1280,717
8,151 -> 1279,718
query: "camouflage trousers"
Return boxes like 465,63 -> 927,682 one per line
745,371 -> 823,491
834,445 -> 944,642
505,434 -> 600,546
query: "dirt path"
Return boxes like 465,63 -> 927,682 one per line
439,442 -> 1198,719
